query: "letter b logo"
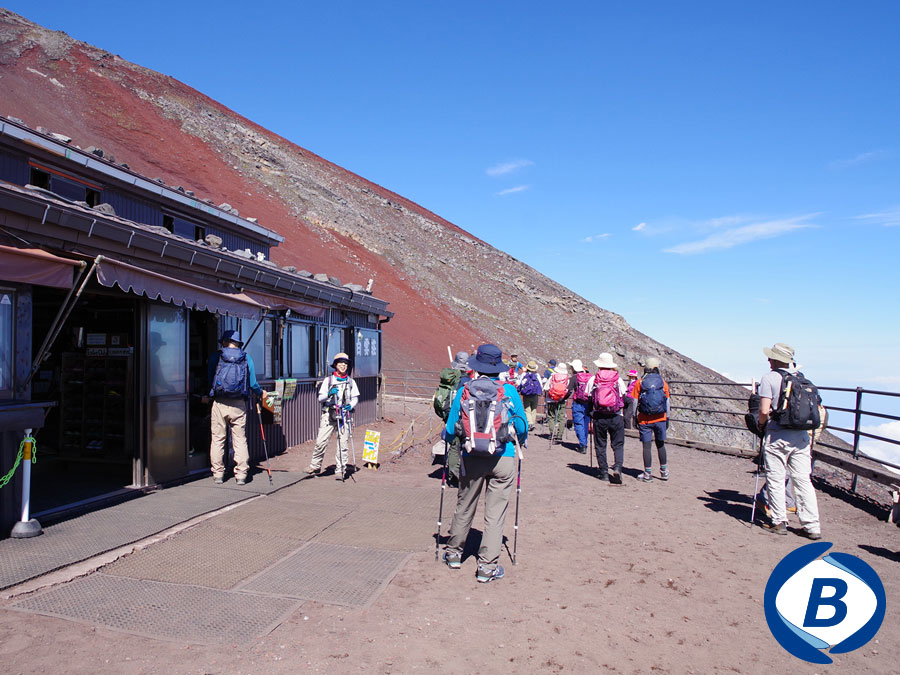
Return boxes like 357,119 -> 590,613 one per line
803,578 -> 848,627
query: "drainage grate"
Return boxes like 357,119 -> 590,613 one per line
315,509 -> 435,551
10,574 -> 301,645
238,542 -> 408,607
99,522 -> 300,589
212,500 -> 352,542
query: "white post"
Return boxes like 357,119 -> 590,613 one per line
10,429 -> 42,538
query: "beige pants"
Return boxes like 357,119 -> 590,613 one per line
522,394 -> 539,429
446,454 -> 516,568
764,433 -> 820,533
309,409 -> 350,472
210,398 -> 249,479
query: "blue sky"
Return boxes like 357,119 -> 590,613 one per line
7,2 -> 899,452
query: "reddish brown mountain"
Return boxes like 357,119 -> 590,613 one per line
0,9 -> 746,446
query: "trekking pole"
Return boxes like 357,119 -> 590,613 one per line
435,438 -> 449,561
254,401 -> 273,486
512,436 -> 525,565
750,422 -> 767,524
347,409 -> 358,471
588,417 -> 593,469
334,400 -> 347,482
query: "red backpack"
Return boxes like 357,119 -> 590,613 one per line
457,378 -> 511,455
592,370 -> 623,413
546,373 -> 569,401
574,371 -> 592,402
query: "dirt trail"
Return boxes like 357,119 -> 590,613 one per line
1,400 -> 897,674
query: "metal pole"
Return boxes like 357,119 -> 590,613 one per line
851,387 -> 863,493
11,430 -> 42,538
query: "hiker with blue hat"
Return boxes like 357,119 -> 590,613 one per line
442,343 -> 527,583
206,329 -> 265,485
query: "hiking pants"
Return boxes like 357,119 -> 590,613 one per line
210,397 -> 250,480
522,394 -> 539,430
447,435 -> 461,480
764,434 -> 820,534
309,409 -> 350,473
593,413 -> 624,473
547,400 -> 566,439
572,401 -> 590,448
623,397 -> 636,429
446,454 -> 516,569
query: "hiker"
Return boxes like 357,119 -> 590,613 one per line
507,352 -> 523,381
570,359 -> 591,454
544,362 -> 572,442
756,343 -> 822,539
516,360 -> 544,431
206,330 -> 265,485
584,353 -> 627,483
307,352 -> 360,480
442,343 -> 528,583
623,369 -> 639,429
433,351 -> 471,486
542,359 -> 557,381
631,357 -> 670,482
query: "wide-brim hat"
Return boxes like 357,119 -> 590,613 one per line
593,353 -> 618,370
763,342 -> 794,364
627,369 -> 638,378
468,344 -> 506,374
645,357 -> 661,370
554,363 -> 569,374
526,360 -> 538,372
331,352 -> 352,369
451,351 -> 470,371
220,329 -> 243,347
570,359 -> 585,373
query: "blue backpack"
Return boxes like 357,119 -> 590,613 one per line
518,372 -> 543,397
210,347 -> 249,398
638,373 -> 667,414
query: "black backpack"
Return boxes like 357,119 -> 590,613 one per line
772,369 -> 821,430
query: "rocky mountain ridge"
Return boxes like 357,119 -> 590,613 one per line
0,9 -> 750,448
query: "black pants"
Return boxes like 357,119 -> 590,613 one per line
593,414 -> 625,473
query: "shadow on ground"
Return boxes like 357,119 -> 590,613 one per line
698,488 -> 753,523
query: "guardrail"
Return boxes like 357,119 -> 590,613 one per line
383,369 -> 900,501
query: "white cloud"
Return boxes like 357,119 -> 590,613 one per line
828,150 -> 889,170
862,375 -> 900,386
582,233 -> 611,243
495,185 -> 530,196
632,222 -> 647,232
486,159 -> 534,177
664,215 -> 818,255
858,420 -> 900,473
855,207 -> 900,228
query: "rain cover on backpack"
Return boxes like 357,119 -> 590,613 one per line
456,378 -> 511,455
592,370 -> 623,413
210,347 -> 249,398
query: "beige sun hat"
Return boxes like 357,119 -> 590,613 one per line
526,360 -> 538,372
554,363 -> 569,374
570,359 -> 585,373
645,357 -> 661,369
593,353 -> 618,370
763,342 -> 794,364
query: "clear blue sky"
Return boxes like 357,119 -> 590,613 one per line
7,2 -> 900,453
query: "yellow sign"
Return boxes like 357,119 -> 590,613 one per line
363,430 -> 380,465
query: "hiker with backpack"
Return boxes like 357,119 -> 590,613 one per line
570,359 -> 592,454
544,362 -> 572,443
206,330 -> 266,485
307,352 -> 360,480
433,351 -> 471,486
442,343 -> 527,583
584,353 -> 627,483
516,360 -> 544,431
623,369 -> 639,429
631,357 -> 670,482
755,342 -> 822,539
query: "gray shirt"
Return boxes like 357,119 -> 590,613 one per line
760,368 -> 810,445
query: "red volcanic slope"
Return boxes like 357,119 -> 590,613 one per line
0,14 -> 483,372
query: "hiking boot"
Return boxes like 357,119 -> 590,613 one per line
476,564 -> 505,583
577,446 -> 587,454
638,471 -> 653,483
597,471 -> 609,482
446,475 -> 459,488
609,470 -> 623,485
305,466 -> 320,475
787,505 -> 798,513
212,475 -> 224,485
660,468 -> 670,481
442,550 -> 462,569
235,477 -> 246,486
761,520 -> 788,535
800,530 -> 822,540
